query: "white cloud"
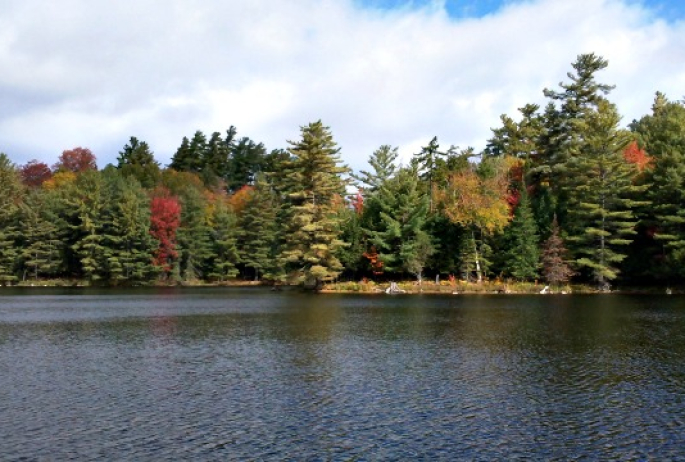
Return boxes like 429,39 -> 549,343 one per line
0,0 -> 683,172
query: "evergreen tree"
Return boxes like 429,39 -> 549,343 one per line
17,190 -> 62,280
352,145 -> 398,193
226,137 -> 267,192
542,53 -> 614,169
237,175 -> 278,281
0,153 -> 22,283
67,170 -> 106,281
203,131 -> 230,187
337,197 -> 366,278
170,131 -> 206,173
425,214 -> 463,276
279,120 -> 350,287
369,166 -> 433,280
177,186 -> 212,281
501,186 -> 539,280
541,53 -> 615,223
486,104 -> 544,161
564,100 -> 648,286
413,136 -> 446,212
262,148 -> 291,175
632,93 -> 685,277
169,136 -> 192,171
208,201 -> 240,281
117,136 -> 161,189
99,171 -> 155,283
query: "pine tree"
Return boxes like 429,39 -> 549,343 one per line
226,136 -> 267,193
369,166 -> 433,281
352,145 -> 398,193
208,200 -> 240,281
99,171 -> 155,283
117,136 -> 161,189
176,186 -> 212,281
237,175 -> 278,281
541,53 -> 615,223
279,120 -> 350,288
18,190 -> 62,280
413,136 -> 446,212
486,104 -> 544,161
203,131 -> 230,187
564,100 -> 648,286
170,131 -> 206,173
632,93 -> 685,277
67,170 -> 106,281
0,153 -> 22,283
501,186 -> 539,280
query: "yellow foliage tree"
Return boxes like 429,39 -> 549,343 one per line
434,161 -> 512,282
42,170 -> 76,190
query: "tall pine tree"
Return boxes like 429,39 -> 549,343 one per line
279,120 -> 350,288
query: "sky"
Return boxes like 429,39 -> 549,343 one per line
0,0 -> 684,173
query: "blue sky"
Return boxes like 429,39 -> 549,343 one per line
0,0 -> 684,171
359,0 -> 685,20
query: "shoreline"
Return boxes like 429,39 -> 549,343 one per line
0,279 -> 677,295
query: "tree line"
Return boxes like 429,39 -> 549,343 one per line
1,53 -> 684,289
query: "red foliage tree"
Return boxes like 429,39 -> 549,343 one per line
150,188 -> 182,275
53,147 -> 97,173
363,246 -> 384,275
351,190 -> 364,215
20,160 -> 53,187
623,141 -> 652,172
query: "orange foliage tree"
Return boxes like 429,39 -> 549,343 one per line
623,140 -> 652,172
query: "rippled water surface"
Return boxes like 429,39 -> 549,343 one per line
1,287 -> 685,460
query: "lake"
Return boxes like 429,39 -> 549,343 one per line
1,287 -> 684,460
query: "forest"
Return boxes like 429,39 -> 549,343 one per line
1,53 -> 684,290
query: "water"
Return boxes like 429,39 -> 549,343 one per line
1,287 -> 684,460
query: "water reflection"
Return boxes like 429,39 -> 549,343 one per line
1,289 -> 684,459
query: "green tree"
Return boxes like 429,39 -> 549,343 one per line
486,104 -> 545,161
237,175 -> 278,281
99,170 -> 155,283
203,131 -> 230,187
279,120 -> 350,288
500,186 -> 539,280
541,53 -> 615,223
208,200 -> 240,281
177,186 -> 212,281
368,166 -> 433,281
413,136 -> 446,212
226,136 -> 267,193
170,131 -> 206,173
632,93 -> 685,277
117,136 -> 161,189
0,153 -> 23,283
564,100 -> 648,286
336,197 -> 366,278
17,190 -> 62,280
67,170 -> 106,281
352,145 -> 398,193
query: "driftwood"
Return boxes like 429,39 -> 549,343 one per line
385,282 -> 406,294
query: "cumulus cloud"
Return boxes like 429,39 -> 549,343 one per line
0,0 -> 683,171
